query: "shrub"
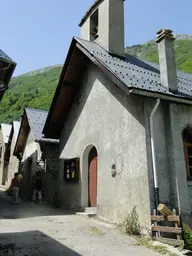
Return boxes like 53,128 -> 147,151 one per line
183,224 -> 192,250
120,206 -> 141,236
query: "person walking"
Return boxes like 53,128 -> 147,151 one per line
11,173 -> 20,204
32,173 -> 42,204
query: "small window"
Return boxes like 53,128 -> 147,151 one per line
90,9 -> 98,41
183,126 -> 192,180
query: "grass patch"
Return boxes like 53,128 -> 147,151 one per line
137,237 -> 179,255
119,206 -> 142,236
86,226 -> 105,236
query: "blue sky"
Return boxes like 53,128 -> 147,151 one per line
1,0 -> 191,76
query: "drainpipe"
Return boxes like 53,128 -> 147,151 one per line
149,98 -> 160,211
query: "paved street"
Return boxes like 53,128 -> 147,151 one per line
0,188 -> 160,256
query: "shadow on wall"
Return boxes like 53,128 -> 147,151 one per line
0,230 -> 81,256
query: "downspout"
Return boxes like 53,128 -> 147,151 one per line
149,98 -> 160,210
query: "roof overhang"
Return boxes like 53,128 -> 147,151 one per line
0,52 -> 16,100
43,37 -> 133,139
4,123 -> 14,161
43,38 -> 90,138
13,110 -> 30,157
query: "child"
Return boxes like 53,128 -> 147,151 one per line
11,173 -> 20,204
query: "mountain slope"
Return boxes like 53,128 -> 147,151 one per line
125,35 -> 192,74
0,65 -> 62,123
0,35 -> 191,124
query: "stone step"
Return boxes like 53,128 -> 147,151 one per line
84,207 -> 97,214
76,212 -> 96,218
76,207 -> 97,218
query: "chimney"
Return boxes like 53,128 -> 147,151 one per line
156,29 -> 178,92
79,0 -> 125,56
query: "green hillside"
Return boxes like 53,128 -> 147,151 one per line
125,36 -> 192,74
0,65 -> 62,123
0,35 -> 191,124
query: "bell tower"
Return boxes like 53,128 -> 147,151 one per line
79,0 -> 125,56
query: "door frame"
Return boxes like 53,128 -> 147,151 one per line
82,145 -> 98,208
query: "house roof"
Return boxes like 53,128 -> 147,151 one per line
0,49 -> 16,100
25,108 -> 48,141
14,108 -> 48,156
1,124 -> 12,144
43,37 -> 192,139
4,121 -> 20,162
0,49 -> 15,64
75,38 -> 192,96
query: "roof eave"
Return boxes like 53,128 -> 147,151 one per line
130,88 -> 192,105
43,37 -> 77,135
13,109 -> 27,157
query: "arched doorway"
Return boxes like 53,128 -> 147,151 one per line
88,146 -> 98,207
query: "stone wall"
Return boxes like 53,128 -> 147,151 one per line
44,143 -> 59,205
59,63 -> 151,228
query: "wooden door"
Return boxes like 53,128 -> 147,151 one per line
88,149 -> 97,207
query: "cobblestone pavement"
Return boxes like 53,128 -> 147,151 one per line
0,188 -> 160,256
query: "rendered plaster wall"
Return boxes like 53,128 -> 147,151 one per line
6,133 -> 19,187
165,103 -> 192,224
59,63 -> 151,228
21,130 -> 42,200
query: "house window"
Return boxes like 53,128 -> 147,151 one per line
90,9 -> 98,41
183,126 -> 192,180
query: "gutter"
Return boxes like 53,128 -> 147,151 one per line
149,98 -> 160,211
130,89 -> 192,106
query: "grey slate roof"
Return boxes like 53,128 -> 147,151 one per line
75,37 -> 192,99
25,108 -> 48,141
1,124 -> 12,144
0,49 -> 14,64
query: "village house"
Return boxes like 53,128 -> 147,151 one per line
0,49 -> 16,101
42,0 -> 192,229
14,108 -> 48,200
3,121 -> 20,188
0,124 -> 12,185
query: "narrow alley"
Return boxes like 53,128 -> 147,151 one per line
0,188 -> 160,256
